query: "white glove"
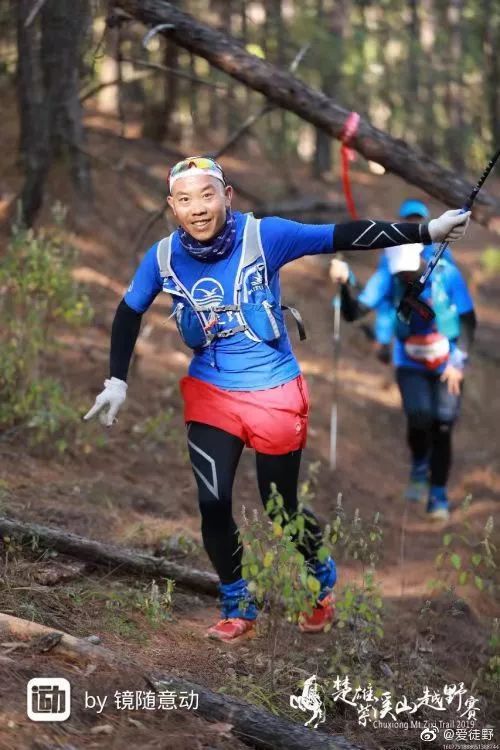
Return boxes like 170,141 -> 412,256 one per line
329,258 -> 350,284
428,209 -> 471,243
84,377 -> 128,427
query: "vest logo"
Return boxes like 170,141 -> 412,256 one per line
249,266 -> 265,292
191,278 -> 224,309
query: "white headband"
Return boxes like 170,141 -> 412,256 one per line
169,165 -> 225,192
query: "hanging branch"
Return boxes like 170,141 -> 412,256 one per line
23,0 -> 48,27
112,0 -> 500,232
120,56 -> 227,89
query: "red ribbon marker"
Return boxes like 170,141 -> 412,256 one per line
340,111 -> 360,219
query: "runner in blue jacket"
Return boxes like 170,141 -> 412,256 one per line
330,201 -> 476,520
85,158 -> 470,639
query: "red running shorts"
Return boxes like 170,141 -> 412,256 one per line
180,374 -> 310,455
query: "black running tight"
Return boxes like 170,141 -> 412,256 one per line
187,422 -> 323,584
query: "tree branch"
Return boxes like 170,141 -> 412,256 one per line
113,0 -> 500,232
121,56 -> 227,89
24,0 -> 48,27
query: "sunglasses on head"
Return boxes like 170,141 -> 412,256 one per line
168,156 -> 226,185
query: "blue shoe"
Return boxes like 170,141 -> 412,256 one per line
405,479 -> 429,503
405,459 -> 429,503
219,578 -> 258,621
427,486 -> 450,521
312,557 -> 337,599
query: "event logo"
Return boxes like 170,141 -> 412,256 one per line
191,278 -> 224,309
289,674 -> 325,729
27,677 -> 71,722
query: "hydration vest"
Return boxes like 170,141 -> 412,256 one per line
157,213 -> 306,351
393,259 -> 460,342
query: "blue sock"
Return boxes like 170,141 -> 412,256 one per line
429,485 -> 448,505
312,557 -> 337,599
411,458 -> 429,481
219,578 -> 258,620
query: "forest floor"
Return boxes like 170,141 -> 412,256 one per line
1,90 -> 499,750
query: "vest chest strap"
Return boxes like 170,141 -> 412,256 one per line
215,324 -> 248,338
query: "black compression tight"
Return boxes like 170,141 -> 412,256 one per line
407,419 -> 453,486
187,422 -> 323,584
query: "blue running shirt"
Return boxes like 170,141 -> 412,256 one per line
359,255 -> 474,372
125,211 -> 335,390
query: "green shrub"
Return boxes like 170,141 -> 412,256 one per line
0,205 -> 93,452
429,498 -> 498,598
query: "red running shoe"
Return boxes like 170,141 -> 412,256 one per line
206,618 -> 256,642
298,593 -> 335,633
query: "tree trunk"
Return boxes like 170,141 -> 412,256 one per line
484,0 -> 500,148
224,0 -> 238,136
113,0 -> 500,229
16,0 -> 50,225
406,0 -> 419,134
266,0 -> 287,156
40,0 -> 92,196
313,0 -> 349,178
418,0 -> 438,160
444,0 -> 464,171
142,35 -> 181,142
0,516 -> 218,596
16,0 -> 92,224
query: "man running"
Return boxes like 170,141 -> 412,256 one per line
85,158 -> 470,639
371,200 -> 455,364
330,201 -> 475,520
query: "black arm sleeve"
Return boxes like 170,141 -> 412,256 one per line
333,220 -> 432,252
457,309 -> 476,354
110,298 -> 143,381
340,282 -> 372,322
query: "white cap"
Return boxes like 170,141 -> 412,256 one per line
385,244 -> 424,274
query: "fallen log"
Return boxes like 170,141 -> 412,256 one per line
0,613 -> 123,666
0,612 -> 362,750
113,0 -> 500,232
0,516 -> 218,596
149,674 -> 362,750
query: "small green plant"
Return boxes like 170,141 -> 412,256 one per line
298,460 -> 321,505
327,495 -> 383,568
335,571 -> 384,642
239,487 -> 322,689
323,497 -> 385,675
485,618 -> 500,691
429,499 -> 498,597
0,204 -> 93,452
136,579 -> 175,627
241,490 -> 318,620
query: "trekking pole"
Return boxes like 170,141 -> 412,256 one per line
398,148 -> 500,324
329,287 -> 341,471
